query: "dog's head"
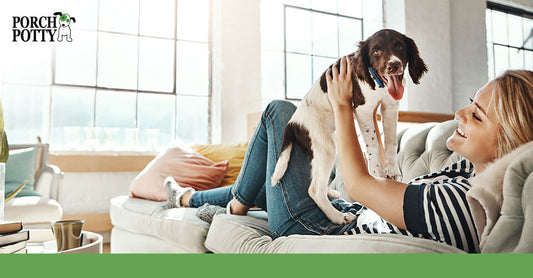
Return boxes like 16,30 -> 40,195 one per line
354,29 -> 428,100
54,12 -> 76,27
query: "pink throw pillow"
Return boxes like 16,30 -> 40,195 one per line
130,141 -> 229,202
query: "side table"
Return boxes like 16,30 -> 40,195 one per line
26,229 -> 103,254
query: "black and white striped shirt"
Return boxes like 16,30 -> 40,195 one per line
343,159 -> 479,253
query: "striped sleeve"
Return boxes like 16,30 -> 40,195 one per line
403,160 -> 480,253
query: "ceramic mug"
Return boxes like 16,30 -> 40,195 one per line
51,220 -> 84,252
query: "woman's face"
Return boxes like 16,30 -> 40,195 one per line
446,81 -> 500,171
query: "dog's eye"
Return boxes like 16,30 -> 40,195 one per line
372,50 -> 382,56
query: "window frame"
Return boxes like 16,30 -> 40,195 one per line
47,0 -> 213,148
486,1 -> 533,79
282,4 -> 364,101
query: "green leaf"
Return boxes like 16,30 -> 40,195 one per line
0,130 -> 8,163
0,100 -> 8,163
5,176 -> 30,203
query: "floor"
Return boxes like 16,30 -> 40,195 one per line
103,243 -> 110,254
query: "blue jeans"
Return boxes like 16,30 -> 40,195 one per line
189,100 -> 366,237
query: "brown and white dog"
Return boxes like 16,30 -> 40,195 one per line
270,29 -> 428,224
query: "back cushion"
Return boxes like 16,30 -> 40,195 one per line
5,147 -> 40,197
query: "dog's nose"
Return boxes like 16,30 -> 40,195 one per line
386,61 -> 401,73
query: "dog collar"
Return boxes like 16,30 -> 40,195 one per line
368,67 -> 385,88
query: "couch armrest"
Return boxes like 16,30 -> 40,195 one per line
34,164 -> 63,199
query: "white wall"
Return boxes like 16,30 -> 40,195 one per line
212,0 -> 262,144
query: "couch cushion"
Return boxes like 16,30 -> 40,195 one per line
130,141 -> 229,202
204,214 -> 465,253
4,196 -> 62,223
5,147 -> 40,197
110,195 -> 210,253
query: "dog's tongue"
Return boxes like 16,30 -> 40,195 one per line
387,75 -> 404,100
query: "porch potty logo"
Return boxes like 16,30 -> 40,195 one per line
12,12 -> 76,42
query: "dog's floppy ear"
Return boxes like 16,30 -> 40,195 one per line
54,12 -> 63,17
71,17 -> 76,23
404,35 -> 428,84
354,40 -> 375,90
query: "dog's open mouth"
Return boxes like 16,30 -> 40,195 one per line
382,74 -> 404,100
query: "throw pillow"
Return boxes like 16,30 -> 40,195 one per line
5,147 -> 41,197
191,143 -> 248,187
130,141 -> 229,202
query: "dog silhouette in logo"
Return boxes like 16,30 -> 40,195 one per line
54,12 -> 76,42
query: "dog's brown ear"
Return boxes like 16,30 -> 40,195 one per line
404,35 -> 428,84
354,40 -> 375,90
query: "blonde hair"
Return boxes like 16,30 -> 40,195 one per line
492,70 -> 533,157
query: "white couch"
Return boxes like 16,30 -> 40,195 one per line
110,120 -> 533,253
5,143 -> 63,226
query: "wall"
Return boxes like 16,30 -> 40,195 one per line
384,0 -> 488,114
212,0 -> 262,143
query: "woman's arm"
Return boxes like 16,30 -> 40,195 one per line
326,57 -> 409,229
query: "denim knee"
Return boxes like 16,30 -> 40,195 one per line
263,100 -> 296,124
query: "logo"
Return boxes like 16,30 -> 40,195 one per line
12,11 -> 76,42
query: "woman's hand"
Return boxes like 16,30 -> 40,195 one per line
326,57 -> 353,111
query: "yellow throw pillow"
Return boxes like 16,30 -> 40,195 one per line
191,142 -> 248,187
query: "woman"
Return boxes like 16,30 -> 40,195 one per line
165,64 -> 533,253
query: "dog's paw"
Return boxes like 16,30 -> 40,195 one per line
327,189 -> 340,199
385,174 -> 402,182
384,166 -> 402,182
342,212 -> 357,224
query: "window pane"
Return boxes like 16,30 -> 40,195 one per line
339,0 -> 362,18
50,86 -> 95,150
363,20 -> 383,39
261,50 -> 285,100
140,0 -> 175,38
177,0 -> 209,42
95,90 -> 136,128
494,45 -> 509,76
176,95 -> 208,144
312,12 -> 338,57
492,11 -> 508,45
138,37 -> 174,92
55,0 -> 98,30
487,43 -> 495,79
361,0 -> 382,21
95,90 -> 137,150
2,43 -> 52,85
312,0 -> 337,14
138,93 -> 175,151
55,30 -> 97,86
339,17 -> 362,56
525,50 -> 533,70
286,53 -> 312,99
509,49 -> 524,69
312,56 -> 336,82
524,18 -> 533,50
99,0 -> 139,34
1,85 -> 48,144
508,14 -> 523,48
176,41 -> 209,95
486,10 -> 493,43
97,32 -> 138,90
285,7 -> 312,54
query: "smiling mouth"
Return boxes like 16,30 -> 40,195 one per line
456,127 -> 467,138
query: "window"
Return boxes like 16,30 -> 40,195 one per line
486,2 -> 533,80
1,0 -> 211,151
260,0 -> 383,105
